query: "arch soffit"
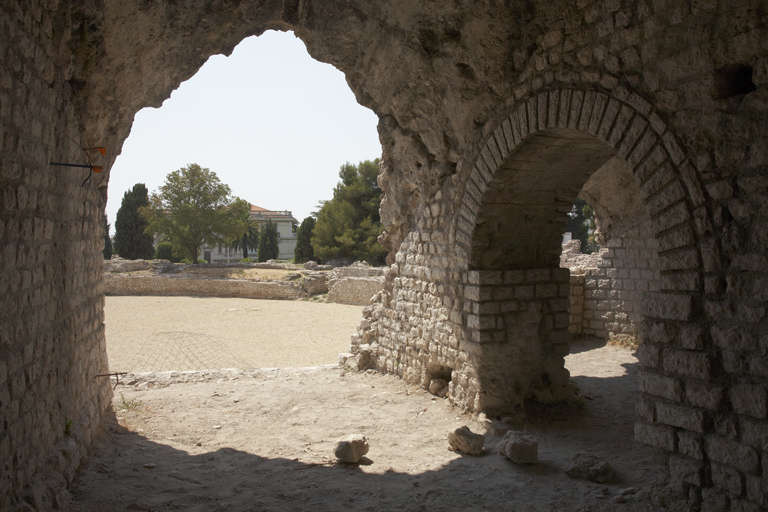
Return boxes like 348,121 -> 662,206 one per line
456,88 -> 713,321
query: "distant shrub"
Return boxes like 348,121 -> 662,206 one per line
154,242 -> 178,262
241,257 -> 254,263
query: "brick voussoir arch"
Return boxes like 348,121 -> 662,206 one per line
457,87 -> 713,320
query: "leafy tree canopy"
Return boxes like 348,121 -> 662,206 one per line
257,218 -> 279,262
566,197 -> 597,254
114,183 -> 154,259
231,207 -> 260,260
311,159 -> 387,265
139,164 -> 249,264
294,216 -> 316,263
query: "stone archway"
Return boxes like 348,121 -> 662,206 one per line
455,89 -> 711,408
450,85 -> 721,494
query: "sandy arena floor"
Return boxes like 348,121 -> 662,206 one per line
66,297 -> 659,511
105,296 -> 365,372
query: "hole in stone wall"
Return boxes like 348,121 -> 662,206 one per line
713,64 -> 756,99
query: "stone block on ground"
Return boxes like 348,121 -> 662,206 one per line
448,426 -> 485,455
334,434 -> 369,463
498,431 -> 539,464
429,378 -> 449,397
564,453 -> 618,483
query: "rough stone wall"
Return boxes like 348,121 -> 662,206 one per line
568,274 -> 585,336
582,223 -> 661,337
563,223 -> 662,338
1,3 -> 113,510
4,1 -> 768,510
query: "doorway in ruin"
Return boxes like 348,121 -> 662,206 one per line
463,105 -> 675,416
104,30 -> 381,375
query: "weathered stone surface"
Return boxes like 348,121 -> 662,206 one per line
564,453 -> 618,483
498,432 -> 539,465
334,434 -> 370,463
448,426 -> 485,455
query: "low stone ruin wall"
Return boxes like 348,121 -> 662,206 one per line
328,277 -> 384,305
105,275 -> 304,300
103,263 -> 385,305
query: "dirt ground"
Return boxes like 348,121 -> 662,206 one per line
67,298 -> 660,512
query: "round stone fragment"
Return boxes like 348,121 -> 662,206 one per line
334,434 -> 370,463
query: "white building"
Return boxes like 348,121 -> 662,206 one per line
202,204 -> 297,263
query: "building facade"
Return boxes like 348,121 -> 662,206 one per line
201,204 -> 297,262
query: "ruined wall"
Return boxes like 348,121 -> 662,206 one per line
564,223 -> 662,338
1,3 -> 113,510
3,0 -> 768,510
104,275 -> 304,300
327,277 -> 384,306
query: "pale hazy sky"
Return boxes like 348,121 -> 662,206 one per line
106,30 -> 381,233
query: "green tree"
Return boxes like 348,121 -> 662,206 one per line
311,159 -> 387,265
139,164 -> 247,264
103,216 -> 113,260
231,206 -> 260,260
294,216 -> 316,263
566,197 -> 597,253
154,242 -> 180,262
114,183 -> 155,259
258,219 -> 279,262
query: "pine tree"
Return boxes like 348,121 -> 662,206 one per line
257,219 -> 279,261
114,183 -> 155,259
311,159 -> 386,265
294,216 -> 316,263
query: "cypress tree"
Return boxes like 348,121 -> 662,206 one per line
294,216 -> 316,263
103,215 -> 113,260
114,183 -> 155,259
257,219 -> 279,261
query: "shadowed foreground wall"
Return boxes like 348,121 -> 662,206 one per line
2,1 -> 768,510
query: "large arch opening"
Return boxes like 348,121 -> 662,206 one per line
104,30 -> 383,375
458,87 -> 701,421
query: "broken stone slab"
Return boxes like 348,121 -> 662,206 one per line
564,453 -> 618,483
334,434 -> 369,463
338,353 -> 355,366
498,431 -> 538,464
447,426 -> 485,455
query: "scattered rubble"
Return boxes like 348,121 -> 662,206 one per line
447,426 -> 485,455
564,453 -> 618,483
498,432 -> 539,465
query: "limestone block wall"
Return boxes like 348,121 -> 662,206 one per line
462,268 -> 572,411
568,275 -> 585,335
576,224 -> 661,338
1,3 -> 113,510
